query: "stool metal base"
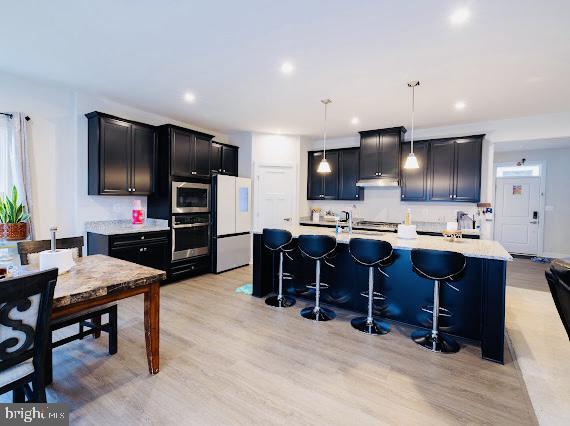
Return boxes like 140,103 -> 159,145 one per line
351,317 -> 390,335
300,306 -> 336,321
411,330 -> 460,353
265,295 -> 296,308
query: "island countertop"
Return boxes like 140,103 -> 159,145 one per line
255,225 -> 511,261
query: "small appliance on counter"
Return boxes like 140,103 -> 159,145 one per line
212,175 -> 252,273
397,208 -> 417,239
39,226 -> 75,275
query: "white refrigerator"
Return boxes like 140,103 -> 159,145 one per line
213,175 -> 252,273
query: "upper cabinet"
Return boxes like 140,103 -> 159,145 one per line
400,140 -> 429,201
211,142 -> 239,176
427,135 -> 483,203
307,148 -> 363,201
87,112 -> 156,196
359,127 -> 406,180
160,125 -> 214,179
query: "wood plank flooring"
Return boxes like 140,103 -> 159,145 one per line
1,265 -> 537,425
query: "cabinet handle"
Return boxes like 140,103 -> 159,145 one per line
402,194 -> 405,198
449,195 -> 453,199
356,194 -> 359,198
141,236 -> 145,240
379,172 -> 382,176
133,188 -> 136,192
139,248 -> 144,252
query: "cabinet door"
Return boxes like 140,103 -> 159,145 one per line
211,142 -> 222,174
322,151 -> 339,199
193,136 -> 211,178
453,137 -> 482,202
379,132 -> 400,178
139,243 -> 168,270
131,124 -> 156,195
221,145 -> 238,176
171,129 -> 193,177
429,140 -> 455,201
359,133 -> 379,179
400,141 -> 429,201
110,245 -> 141,264
339,149 -> 363,200
307,151 -> 324,199
100,117 -> 131,194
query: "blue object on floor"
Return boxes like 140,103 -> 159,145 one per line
531,257 -> 550,264
235,283 -> 253,295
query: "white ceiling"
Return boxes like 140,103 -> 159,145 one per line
1,0 -> 569,138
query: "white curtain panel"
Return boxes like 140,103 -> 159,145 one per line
7,113 -> 34,239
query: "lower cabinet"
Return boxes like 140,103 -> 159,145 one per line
87,231 -> 168,272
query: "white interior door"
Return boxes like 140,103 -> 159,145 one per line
495,177 -> 541,255
235,177 -> 252,233
254,164 -> 295,232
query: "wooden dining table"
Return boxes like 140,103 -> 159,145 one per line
14,254 -> 167,374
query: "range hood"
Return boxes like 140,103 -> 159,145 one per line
356,178 -> 399,187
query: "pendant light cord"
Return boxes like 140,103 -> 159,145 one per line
411,84 -> 415,154
323,101 -> 328,159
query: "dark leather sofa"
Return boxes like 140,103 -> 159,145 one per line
545,258 -> 570,340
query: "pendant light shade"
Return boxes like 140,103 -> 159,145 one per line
317,99 -> 332,174
404,81 -> 420,170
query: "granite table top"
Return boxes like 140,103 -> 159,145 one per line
256,225 -> 512,261
85,219 -> 170,235
9,255 -> 167,308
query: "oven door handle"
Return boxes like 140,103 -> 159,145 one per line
172,223 -> 210,229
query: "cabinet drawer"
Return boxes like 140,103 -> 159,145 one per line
169,256 -> 210,278
110,231 -> 168,248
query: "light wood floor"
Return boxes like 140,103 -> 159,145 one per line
2,265 -> 538,425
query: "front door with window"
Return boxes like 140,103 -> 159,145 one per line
494,176 -> 541,255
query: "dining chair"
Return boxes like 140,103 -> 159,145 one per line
17,237 -> 118,384
0,269 -> 58,402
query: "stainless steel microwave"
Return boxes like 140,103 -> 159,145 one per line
171,181 -> 210,214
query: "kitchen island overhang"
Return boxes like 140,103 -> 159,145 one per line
253,226 -> 512,364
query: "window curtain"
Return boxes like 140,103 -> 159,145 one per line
6,113 -> 34,239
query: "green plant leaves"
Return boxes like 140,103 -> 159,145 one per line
0,185 -> 29,224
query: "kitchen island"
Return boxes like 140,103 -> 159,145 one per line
253,225 -> 511,363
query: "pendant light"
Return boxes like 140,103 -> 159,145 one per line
404,81 -> 420,169
317,99 -> 332,174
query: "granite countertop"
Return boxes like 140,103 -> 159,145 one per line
256,225 -> 511,261
299,217 -> 480,236
10,254 -> 166,308
85,219 -> 170,235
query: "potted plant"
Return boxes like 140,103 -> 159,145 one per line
0,185 -> 30,241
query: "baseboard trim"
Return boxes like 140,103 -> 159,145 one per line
542,252 -> 570,259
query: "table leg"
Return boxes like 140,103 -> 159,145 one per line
144,281 -> 160,374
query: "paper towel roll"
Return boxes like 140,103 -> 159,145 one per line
39,249 -> 75,275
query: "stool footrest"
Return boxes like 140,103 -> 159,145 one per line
421,305 -> 453,318
306,282 -> 329,290
360,291 -> 385,301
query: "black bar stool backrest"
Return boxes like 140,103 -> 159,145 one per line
0,269 -> 58,374
546,258 -> 570,339
298,235 -> 336,259
411,249 -> 466,281
263,229 -> 293,251
349,238 -> 393,266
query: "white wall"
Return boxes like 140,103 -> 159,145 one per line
494,147 -> 570,258
0,71 -> 228,240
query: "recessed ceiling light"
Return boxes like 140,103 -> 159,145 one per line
350,117 -> 360,125
454,101 -> 466,110
449,7 -> 471,26
184,92 -> 196,103
280,61 -> 294,75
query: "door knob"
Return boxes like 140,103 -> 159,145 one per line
283,218 -> 291,222
529,220 -> 538,224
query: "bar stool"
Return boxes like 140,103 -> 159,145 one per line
263,229 -> 296,308
298,234 -> 337,321
349,238 -> 393,335
410,248 -> 465,353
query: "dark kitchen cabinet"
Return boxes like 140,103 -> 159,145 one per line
169,127 -> 212,179
87,230 -> 169,271
307,150 -> 339,199
211,142 -> 239,176
338,148 -> 364,200
428,136 -> 483,202
359,127 -> 406,180
86,112 -> 156,196
400,141 -> 429,201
